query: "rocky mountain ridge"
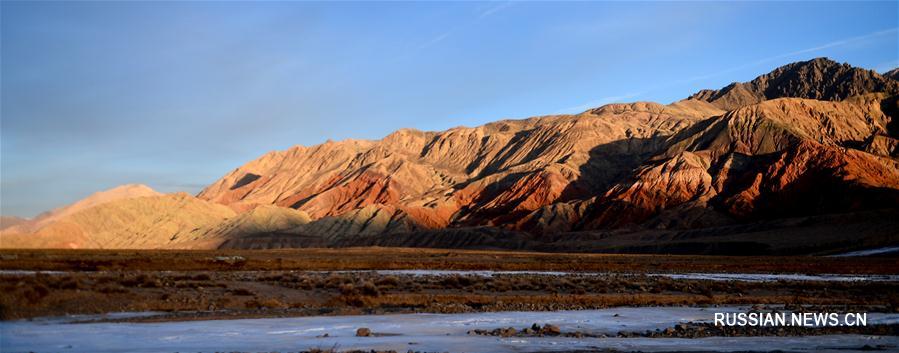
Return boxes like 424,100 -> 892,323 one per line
3,57 -> 898,254
688,57 -> 899,110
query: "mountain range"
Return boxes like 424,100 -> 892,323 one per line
3,57 -> 898,255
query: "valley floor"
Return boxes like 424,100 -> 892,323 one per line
1,248 -> 897,353
3,247 -> 898,273
1,248 -> 897,321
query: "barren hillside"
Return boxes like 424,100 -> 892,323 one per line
3,58 -> 898,254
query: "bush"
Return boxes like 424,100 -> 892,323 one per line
490,278 -> 512,292
342,295 -> 365,307
325,274 -> 351,288
230,288 -> 255,296
442,276 -> 461,289
120,274 -> 160,288
98,285 -> 129,294
457,276 -> 475,287
375,276 -> 400,288
259,298 -> 287,309
245,298 -> 286,309
57,278 -> 82,290
339,283 -> 357,296
296,279 -> 314,290
23,284 -> 50,304
359,281 -> 380,297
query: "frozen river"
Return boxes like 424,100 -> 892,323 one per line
3,306 -> 898,353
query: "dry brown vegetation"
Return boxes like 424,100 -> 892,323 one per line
2,267 -> 898,321
2,247 -> 897,273
2,249 -> 896,321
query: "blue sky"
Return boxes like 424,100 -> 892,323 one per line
2,1 -> 897,217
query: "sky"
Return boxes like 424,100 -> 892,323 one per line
1,1 -> 898,218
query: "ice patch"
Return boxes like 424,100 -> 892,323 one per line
0,270 -> 67,276
651,273 -> 899,282
4,307 -> 898,353
320,270 -> 899,282
830,246 -> 899,257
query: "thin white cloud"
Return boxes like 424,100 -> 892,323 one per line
418,1 -> 514,50
678,27 -> 899,86
418,31 -> 453,49
479,1 -> 513,18
544,26 -> 897,116
772,27 -> 898,61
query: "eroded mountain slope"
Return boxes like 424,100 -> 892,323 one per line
3,58 -> 898,253
198,100 -> 724,235
577,95 -> 899,230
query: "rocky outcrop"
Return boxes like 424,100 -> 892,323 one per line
884,68 -> 899,81
689,58 -> 899,110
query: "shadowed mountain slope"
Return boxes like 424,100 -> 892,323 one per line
579,95 -> 899,232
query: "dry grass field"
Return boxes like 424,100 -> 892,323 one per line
1,248 -> 897,322
3,268 -> 899,322
2,247 -> 897,273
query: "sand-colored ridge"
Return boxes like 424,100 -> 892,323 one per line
1,184 -> 162,236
